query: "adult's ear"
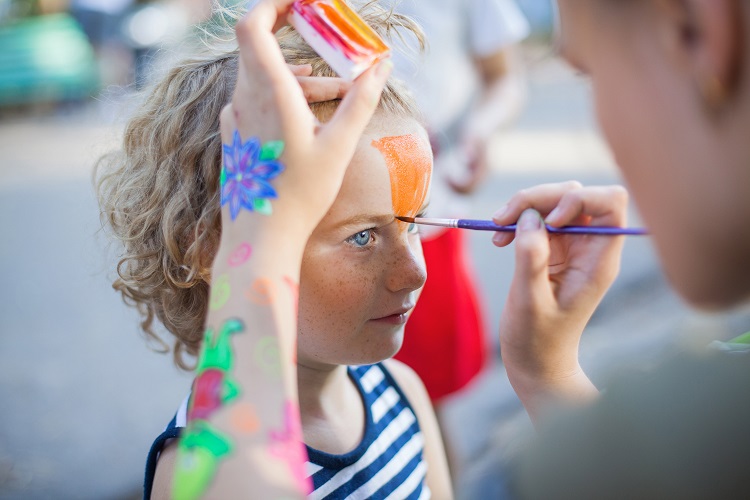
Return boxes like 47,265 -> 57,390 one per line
657,0 -> 742,108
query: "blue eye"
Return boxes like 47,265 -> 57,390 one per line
407,223 -> 418,234
347,229 -> 373,247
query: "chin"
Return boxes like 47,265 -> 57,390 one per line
668,267 -> 750,312
352,329 -> 405,365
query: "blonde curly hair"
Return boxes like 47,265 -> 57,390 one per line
95,1 -> 425,370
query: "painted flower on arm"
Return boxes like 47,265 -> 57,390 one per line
221,131 -> 285,220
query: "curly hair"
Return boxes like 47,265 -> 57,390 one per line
95,1 -> 425,370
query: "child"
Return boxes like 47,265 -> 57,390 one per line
95,2 -> 451,499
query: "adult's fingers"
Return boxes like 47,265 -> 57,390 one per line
493,181 -> 584,226
492,181 -> 583,247
297,76 -> 351,103
317,59 -> 392,163
545,185 -> 628,227
510,209 -> 553,304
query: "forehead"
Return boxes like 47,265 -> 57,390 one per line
324,114 -> 431,225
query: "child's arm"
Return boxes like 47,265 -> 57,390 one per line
491,182 -> 629,426
164,2 -> 392,498
384,359 -> 454,500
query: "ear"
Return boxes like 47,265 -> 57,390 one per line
657,0 -> 742,105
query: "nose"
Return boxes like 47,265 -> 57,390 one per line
385,235 -> 427,293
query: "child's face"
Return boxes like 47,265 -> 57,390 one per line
297,113 -> 431,368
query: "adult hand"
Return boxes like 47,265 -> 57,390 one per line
220,0 -> 392,235
492,182 -> 628,423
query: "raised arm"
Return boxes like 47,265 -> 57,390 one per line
164,2 -> 392,498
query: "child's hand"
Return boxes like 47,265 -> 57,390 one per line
289,63 -> 351,103
219,0 -> 392,236
491,182 -> 628,422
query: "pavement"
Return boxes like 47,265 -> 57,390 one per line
1,47 -> 749,500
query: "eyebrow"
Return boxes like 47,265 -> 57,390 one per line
330,199 -> 432,230
331,213 -> 396,230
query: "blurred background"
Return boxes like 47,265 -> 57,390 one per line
1,0 -> 749,499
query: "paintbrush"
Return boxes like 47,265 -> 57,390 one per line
395,216 -> 648,236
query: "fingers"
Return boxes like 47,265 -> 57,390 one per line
491,182 -> 629,247
545,185 -> 628,227
289,63 -> 313,76
448,154 -> 487,195
493,181 -> 584,225
317,59 -> 393,163
492,182 -> 628,227
290,62 -> 352,104
233,1 -> 315,140
235,1 -> 295,85
297,76 -> 351,103
511,209 -> 553,303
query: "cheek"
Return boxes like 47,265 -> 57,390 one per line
592,67 -> 668,203
593,75 -> 641,167
297,252 -> 380,336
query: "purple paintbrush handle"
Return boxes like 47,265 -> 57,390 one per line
456,219 -> 648,236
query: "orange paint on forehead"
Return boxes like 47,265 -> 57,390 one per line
370,134 -> 432,221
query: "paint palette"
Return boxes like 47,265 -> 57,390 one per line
289,0 -> 391,80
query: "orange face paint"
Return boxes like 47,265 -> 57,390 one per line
371,134 -> 432,229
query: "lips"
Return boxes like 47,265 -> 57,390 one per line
370,304 -> 415,325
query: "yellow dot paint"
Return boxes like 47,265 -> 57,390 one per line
371,134 -> 432,229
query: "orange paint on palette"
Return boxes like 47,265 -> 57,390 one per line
371,134 -> 432,228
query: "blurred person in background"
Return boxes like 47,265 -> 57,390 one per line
382,0 -> 530,475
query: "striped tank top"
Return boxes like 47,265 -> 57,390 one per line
305,363 -> 430,499
143,362 -> 430,499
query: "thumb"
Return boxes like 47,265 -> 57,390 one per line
512,209 -> 551,298
317,59 -> 393,157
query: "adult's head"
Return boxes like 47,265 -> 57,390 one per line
556,0 -> 750,309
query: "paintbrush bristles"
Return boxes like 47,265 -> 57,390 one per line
395,216 -> 415,223
402,217 -> 458,228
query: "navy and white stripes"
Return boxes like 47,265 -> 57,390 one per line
305,363 -> 430,499
143,363 -> 430,499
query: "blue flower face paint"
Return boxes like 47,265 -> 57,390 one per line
221,131 -> 285,220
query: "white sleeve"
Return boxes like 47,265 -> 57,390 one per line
468,0 -> 531,57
